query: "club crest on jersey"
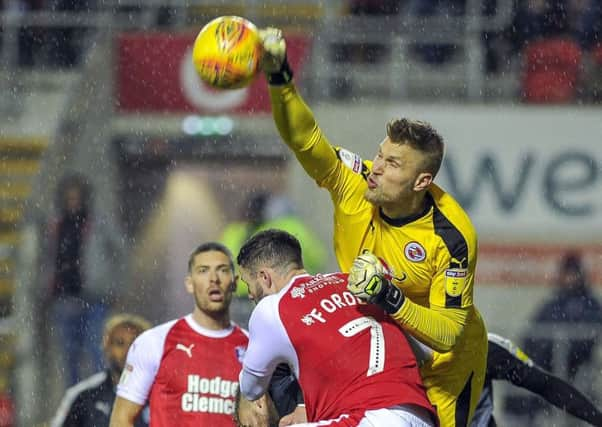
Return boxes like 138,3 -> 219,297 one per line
290,285 -> 307,299
337,148 -> 363,174
445,268 -> 467,297
234,346 -> 246,363
404,242 -> 426,262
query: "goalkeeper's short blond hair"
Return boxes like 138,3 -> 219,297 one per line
103,313 -> 152,339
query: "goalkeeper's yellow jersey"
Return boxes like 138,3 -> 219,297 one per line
270,83 -> 487,426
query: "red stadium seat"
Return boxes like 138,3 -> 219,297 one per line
521,38 -> 583,104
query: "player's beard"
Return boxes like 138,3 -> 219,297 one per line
194,291 -> 231,318
364,186 -> 388,206
251,286 -> 265,304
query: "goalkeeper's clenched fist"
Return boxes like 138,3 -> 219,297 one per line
347,250 -> 405,314
258,27 -> 293,85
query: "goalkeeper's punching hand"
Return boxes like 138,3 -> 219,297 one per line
347,250 -> 405,314
258,27 -> 293,84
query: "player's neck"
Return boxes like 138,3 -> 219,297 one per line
191,308 -> 231,331
276,268 -> 307,292
381,192 -> 426,219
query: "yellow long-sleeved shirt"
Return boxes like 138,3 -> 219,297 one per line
269,83 -> 488,425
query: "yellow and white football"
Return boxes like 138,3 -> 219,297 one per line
192,16 -> 262,90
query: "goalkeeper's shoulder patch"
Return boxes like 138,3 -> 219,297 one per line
335,147 -> 363,174
334,147 -> 371,180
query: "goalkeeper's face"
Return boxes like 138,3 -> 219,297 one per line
364,138 -> 431,209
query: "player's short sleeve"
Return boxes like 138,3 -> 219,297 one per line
116,322 -> 174,405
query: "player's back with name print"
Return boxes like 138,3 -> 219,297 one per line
278,273 -> 429,422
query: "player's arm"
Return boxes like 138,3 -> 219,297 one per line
260,28 -> 339,184
391,299 -> 468,353
109,397 -> 143,427
111,328 -> 162,425
239,298 -> 293,401
488,334 -> 602,426
348,251 -> 469,352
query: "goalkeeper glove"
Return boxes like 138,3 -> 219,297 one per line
347,250 -> 405,314
258,27 -> 293,85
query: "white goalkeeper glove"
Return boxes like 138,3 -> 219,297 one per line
258,27 -> 293,85
347,250 -> 405,314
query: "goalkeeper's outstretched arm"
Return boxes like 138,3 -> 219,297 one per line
258,28 -> 338,184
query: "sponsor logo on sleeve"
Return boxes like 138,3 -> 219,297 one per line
337,148 -> 363,174
444,269 -> 467,297
119,363 -> 133,385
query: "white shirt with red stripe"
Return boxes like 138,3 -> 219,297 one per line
240,273 -> 436,425
117,314 -> 248,427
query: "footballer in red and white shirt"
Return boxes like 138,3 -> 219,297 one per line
110,242 -> 248,427
236,230 -> 437,427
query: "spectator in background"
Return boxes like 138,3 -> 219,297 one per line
524,252 -> 602,378
51,313 -> 151,427
512,252 -> 602,422
509,1 -> 590,103
41,173 -> 125,386
220,192 -> 327,327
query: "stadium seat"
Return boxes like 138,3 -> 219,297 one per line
521,38 -> 583,104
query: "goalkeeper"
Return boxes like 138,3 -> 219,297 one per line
259,28 -> 487,426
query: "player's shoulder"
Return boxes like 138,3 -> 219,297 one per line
429,184 -> 471,219
429,183 -> 476,240
231,322 -> 250,339
334,147 -> 371,179
251,293 -> 281,323
132,318 -> 181,350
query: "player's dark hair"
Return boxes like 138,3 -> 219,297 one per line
237,229 -> 304,276
386,118 -> 444,177
188,242 -> 235,273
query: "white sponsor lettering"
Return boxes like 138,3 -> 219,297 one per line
302,291 -> 361,326
181,375 -> 238,414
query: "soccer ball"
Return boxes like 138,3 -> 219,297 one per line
192,16 -> 262,90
